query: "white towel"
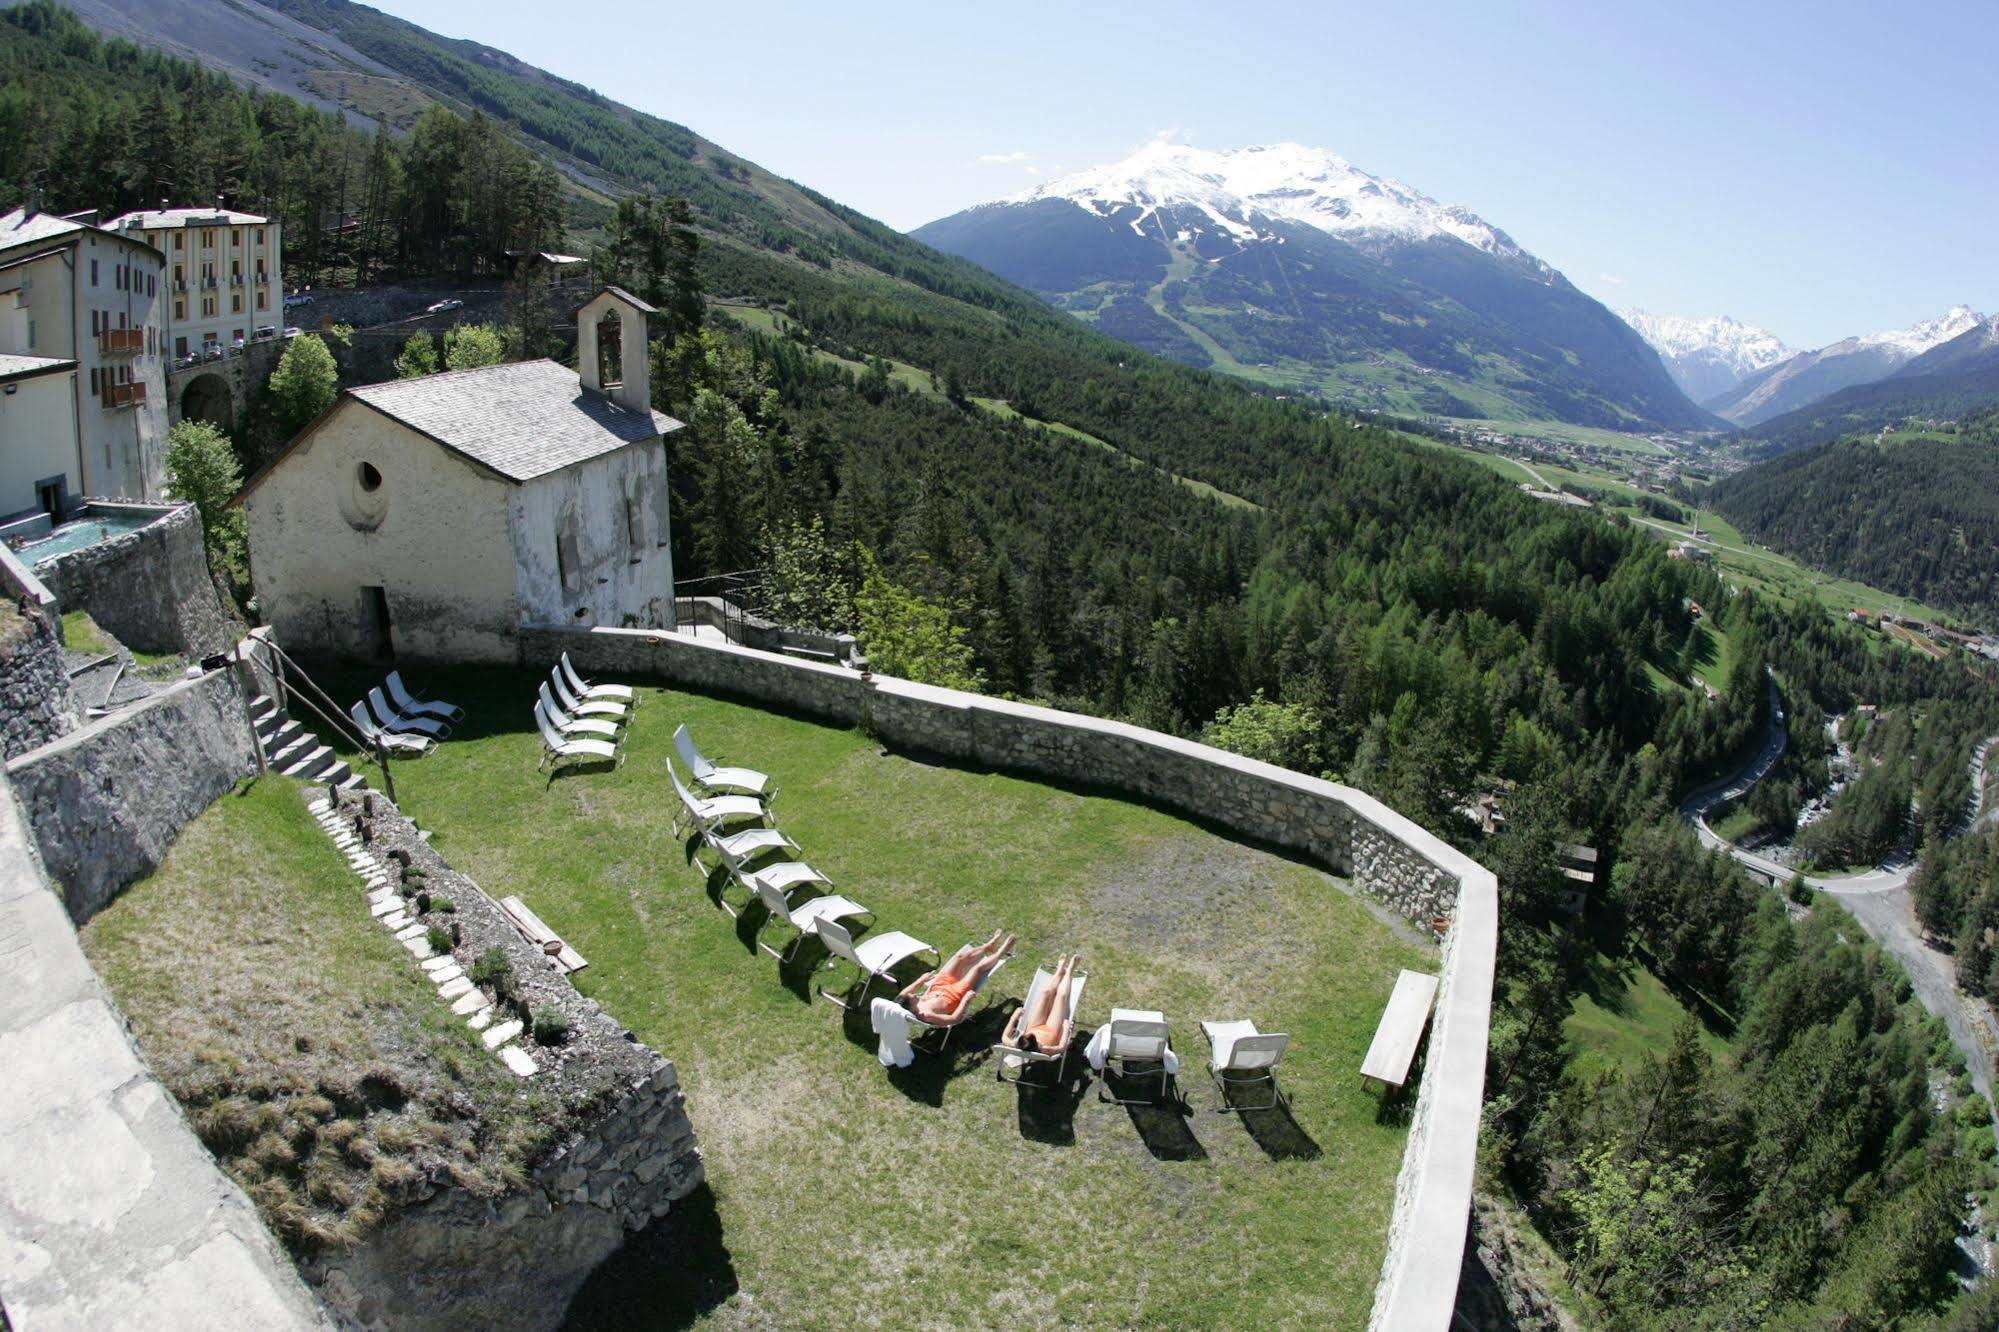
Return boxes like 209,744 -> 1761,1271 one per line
870,997 -> 919,1068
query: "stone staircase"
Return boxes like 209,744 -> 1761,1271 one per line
251,694 -> 367,790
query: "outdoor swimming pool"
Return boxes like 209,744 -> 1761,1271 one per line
11,509 -> 160,563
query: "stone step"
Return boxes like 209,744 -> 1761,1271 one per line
392,923 -> 422,942
369,898 -> 400,918
279,745 -> 332,777
429,963 -> 464,985
499,1045 -> 539,1077
419,954 -> 458,975
450,990 -> 488,1016
467,1008 -> 493,1031
401,935 -> 434,959
438,975 -> 474,999
482,1019 -> 523,1048
268,734 -> 312,767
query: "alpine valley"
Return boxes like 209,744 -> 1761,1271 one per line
914,141 -> 1720,434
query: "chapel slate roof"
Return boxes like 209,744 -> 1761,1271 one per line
346,359 -> 681,483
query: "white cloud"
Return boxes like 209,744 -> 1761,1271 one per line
1599,272 -> 1626,285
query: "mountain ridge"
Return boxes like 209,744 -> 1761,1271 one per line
1618,309 -> 1790,402
1703,304 -> 1983,427
916,142 -> 1718,433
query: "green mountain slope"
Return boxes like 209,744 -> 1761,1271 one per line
1710,408 -> 1999,623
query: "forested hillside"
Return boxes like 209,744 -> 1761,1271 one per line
1741,356 -> 1999,455
1710,410 -> 1999,624
12,3 -> 1999,1324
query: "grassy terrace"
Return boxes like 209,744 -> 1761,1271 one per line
346,667 -> 1434,1328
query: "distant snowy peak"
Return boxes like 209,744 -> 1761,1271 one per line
1853,304 -> 1984,357
1012,141 -> 1530,262
1620,310 -> 1791,377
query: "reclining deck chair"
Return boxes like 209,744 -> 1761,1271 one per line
537,681 -> 621,739
1199,1019 -> 1292,1112
349,701 -> 433,756
813,917 -> 937,1010
560,653 -> 636,705
1090,1009 -> 1180,1106
673,724 -> 772,799
994,965 -> 1088,1085
548,666 -> 629,721
534,699 -> 620,771
368,687 -> 449,739
668,759 -> 767,842
384,671 -> 463,724
907,953 -> 1014,1055
748,872 -> 872,963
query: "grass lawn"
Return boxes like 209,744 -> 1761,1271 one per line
62,607 -> 182,670
361,667 -> 1435,1329
80,777 -> 551,1248
1566,950 -> 1731,1077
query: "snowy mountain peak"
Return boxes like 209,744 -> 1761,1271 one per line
1619,310 -> 1791,378
1011,141 -> 1525,259
1857,304 -> 1984,356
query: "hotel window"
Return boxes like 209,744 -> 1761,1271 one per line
202,296 -> 215,317
256,291 -> 267,311
174,301 -> 185,320
90,259 -> 98,285
173,233 -> 183,252
89,368 -> 98,393
232,229 -> 242,247
255,227 -> 265,246
231,293 -> 243,313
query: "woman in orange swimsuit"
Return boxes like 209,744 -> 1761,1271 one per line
1003,953 -> 1081,1053
897,931 -> 1015,1025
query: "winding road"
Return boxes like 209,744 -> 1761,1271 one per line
1681,689 -> 1999,1105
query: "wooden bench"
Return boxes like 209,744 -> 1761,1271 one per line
500,895 -> 588,974
1360,969 -> 1440,1088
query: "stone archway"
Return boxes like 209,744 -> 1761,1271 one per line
179,373 -> 234,433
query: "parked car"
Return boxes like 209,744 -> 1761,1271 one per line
203,343 -> 225,361
253,325 -> 278,342
425,298 -> 463,314
283,326 -> 301,339
283,292 -> 314,310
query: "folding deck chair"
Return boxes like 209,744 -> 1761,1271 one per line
747,872 -> 872,963
560,653 -> 636,704
1091,1009 -> 1180,1106
368,687 -> 449,739
348,700 -> 433,756
1199,1019 -> 1292,1112
673,724 -> 772,799
668,759 -> 768,842
548,666 -> 629,721
994,965 -> 1088,1085
384,671 -> 464,724
813,917 -> 937,1010
907,953 -> 1014,1055
537,681 -> 622,739
534,699 -> 620,771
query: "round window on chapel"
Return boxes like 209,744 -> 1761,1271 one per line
357,462 -> 383,492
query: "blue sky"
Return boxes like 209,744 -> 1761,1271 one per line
371,0 -> 1993,349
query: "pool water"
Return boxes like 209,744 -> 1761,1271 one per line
13,510 -> 159,563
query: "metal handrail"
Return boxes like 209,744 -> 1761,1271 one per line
252,636 -> 397,802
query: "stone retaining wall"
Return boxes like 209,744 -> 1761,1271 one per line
5,664 -> 258,922
0,542 -> 73,760
521,622 -> 1496,1330
32,502 -> 233,658
298,786 -> 704,1331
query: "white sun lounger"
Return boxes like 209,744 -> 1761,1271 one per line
348,701 -> 433,756
384,671 -> 463,724
538,681 -> 621,739
534,699 -> 620,771
995,965 -> 1088,1085
748,872 -> 872,962
668,759 -> 768,840
548,665 -> 628,721
1200,1019 -> 1291,1111
1088,1009 -> 1180,1105
813,917 -> 937,1010
673,724 -> 771,798
560,653 -> 636,704
367,687 -> 449,738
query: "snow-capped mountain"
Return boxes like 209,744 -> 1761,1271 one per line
916,143 -> 1714,432
1007,141 -> 1534,263
1706,305 -> 1985,427
1618,310 -> 1790,402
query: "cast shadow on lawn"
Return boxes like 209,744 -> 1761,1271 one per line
560,1182 -> 737,1330
1011,1047 -> 1092,1146
1222,1082 -> 1323,1161
1120,1089 -> 1207,1162
831,987 -> 1011,1108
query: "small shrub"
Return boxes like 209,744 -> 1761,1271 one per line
426,925 -> 453,956
531,1005 -> 570,1047
426,895 -> 454,914
415,890 -> 431,914
470,947 -> 514,999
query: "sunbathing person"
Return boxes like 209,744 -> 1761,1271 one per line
895,930 -> 1015,1026
1002,953 -> 1082,1052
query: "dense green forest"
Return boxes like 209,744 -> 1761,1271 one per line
0,2 -> 565,280
1710,409 -> 1999,626
1742,361 -> 1999,456
14,1 -> 1999,1323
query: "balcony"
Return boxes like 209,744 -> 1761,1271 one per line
229,273 -> 244,286
201,276 -> 218,289
100,381 -> 146,409
172,278 -> 188,292
98,328 -> 144,356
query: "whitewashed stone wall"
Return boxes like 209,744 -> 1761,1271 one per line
520,623 -> 1497,1330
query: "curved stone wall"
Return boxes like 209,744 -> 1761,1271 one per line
520,623 -> 1496,1331
32,501 -> 232,658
